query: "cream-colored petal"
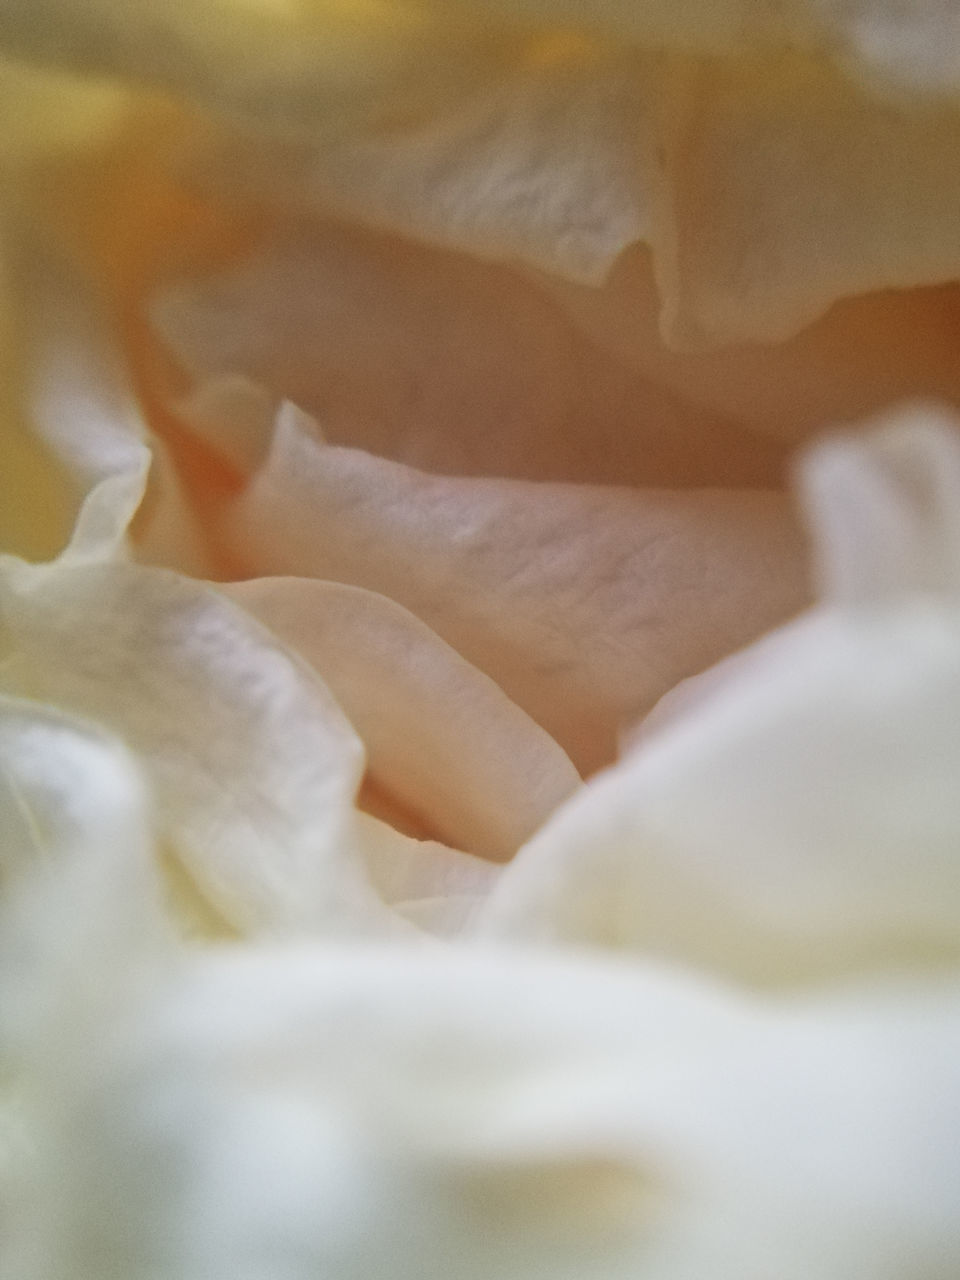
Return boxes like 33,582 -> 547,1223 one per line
6,934 -> 960,1280
422,0 -> 960,94
186,39 -> 652,286
479,411 -> 960,981
224,577 -> 579,858
0,543 -> 394,935
216,402 -> 807,771
536,248 -> 960,445
813,0 -> 960,94
654,53 -> 960,347
0,696 -> 170,1091
0,1 -> 508,134
0,695 -> 152,889
0,228 -> 76,563
8,1 -> 960,356
354,811 -> 497,904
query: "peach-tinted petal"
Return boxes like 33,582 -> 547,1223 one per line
225,576 -> 579,858
478,410 -> 960,982
654,54 -> 960,348
537,248 -> 960,445
216,401 -> 808,771
153,228 -> 785,490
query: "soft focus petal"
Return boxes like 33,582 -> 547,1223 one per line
354,810 -> 498,914
4,934 -> 959,1280
478,410 -> 960,981
0,697 -> 167,1097
185,38 -> 652,286
1,226 -> 210,572
0,694 -> 153,894
8,2 -> 960,352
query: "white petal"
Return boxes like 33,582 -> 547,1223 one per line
0,552 -> 392,936
6,226 -> 209,572
6,937 -> 959,1280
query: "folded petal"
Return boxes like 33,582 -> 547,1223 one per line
655,53 -> 960,347
215,401 -> 808,771
6,935 -> 960,1280
225,577 -> 579,859
153,228 -> 785,491
537,247 -> 960,445
0,539 -> 394,935
0,696 -> 169,1082
2,224 -> 210,572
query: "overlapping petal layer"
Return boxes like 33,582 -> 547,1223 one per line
1,4 -> 960,1279
479,415 -> 960,981
210,399 -> 806,770
7,1 -> 960,346
4,933 -> 960,1280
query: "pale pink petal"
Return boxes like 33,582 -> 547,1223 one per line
225,576 -> 579,859
216,402 -> 808,772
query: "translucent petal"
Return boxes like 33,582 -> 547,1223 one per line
0,0 -> 522,144
0,57 -> 128,160
8,0 -> 960,355
354,811 -> 498,906
2,224 -> 210,572
0,695 -> 151,888
537,247 -> 960,445
184,40 -> 652,286
0,697 -> 167,1080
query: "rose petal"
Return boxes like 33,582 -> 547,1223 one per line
354,811 -> 498,904
215,401 -> 808,771
536,247 -> 960,445
0,696 -> 170,1077
0,1 -> 507,134
2,226 -> 211,572
655,53 -> 960,347
0,537 -> 395,935
6,935 -> 960,1280
478,411 -> 960,981
224,576 -> 580,859
0,694 -> 152,888
185,37 -> 652,286
152,227 -> 785,490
